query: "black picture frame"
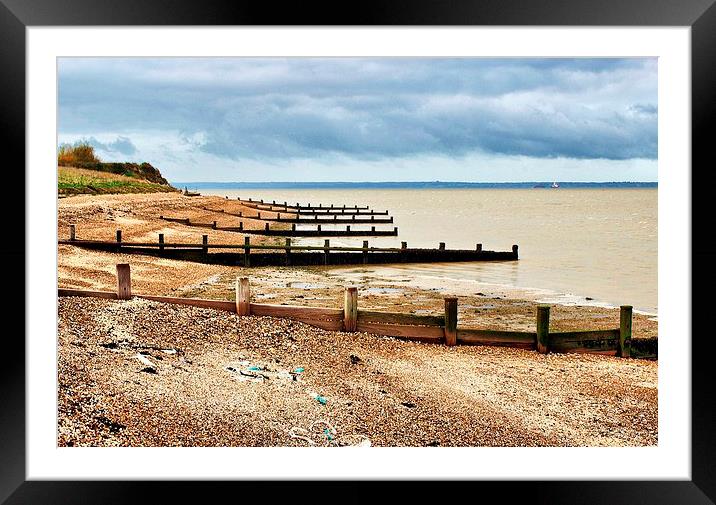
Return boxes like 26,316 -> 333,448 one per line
2,0 -> 713,503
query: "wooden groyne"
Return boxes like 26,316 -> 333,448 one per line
237,198 -> 370,211
58,264 -> 656,359
60,226 -> 518,267
160,216 -> 398,237
200,206 -> 395,224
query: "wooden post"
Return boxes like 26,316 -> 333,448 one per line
317,225 -> 322,232
362,240 -> 368,264
333,215 -> 337,221
285,238 -> 291,265
619,305 -> 633,358
476,243 -> 482,252
236,277 -> 250,315
444,297 -> 458,346
344,286 -> 358,331
439,242 -> 445,250
243,236 -> 251,267
371,215 -> 375,221
158,233 -> 164,251
278,213 -> 281,220
292,224 -> 296,231
116,263 -> 131,300
401,241 -> 407,249
248,198 -> 252,201
202,234 -> 208,253
512,244 -> 519,259
239,222 -> 243,231
265,223 -> 270,232
352,214 -> 356,221
114,230 -> 121,244
393,227 -> 398,235
258,212 -> 262,219
239,211 -> 243,217
324,239 -> 330,265
212,221 -> 217,230
69,224 -> 76,241
371,226 -> 376,233
536,305 -> 550,354
346,225 -> 351,232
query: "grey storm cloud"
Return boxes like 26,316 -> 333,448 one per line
58,58 -> 657,161
84,136 -> 138,155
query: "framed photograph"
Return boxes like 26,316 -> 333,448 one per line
4,0 -> 714,502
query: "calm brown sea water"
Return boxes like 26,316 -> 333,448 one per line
202,188 -> 657,314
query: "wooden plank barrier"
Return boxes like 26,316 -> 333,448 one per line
57,265 -> 640,358
457,329 -> 536,349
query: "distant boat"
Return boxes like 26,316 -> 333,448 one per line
551,182 -> 560,188
533,184 -> 546,188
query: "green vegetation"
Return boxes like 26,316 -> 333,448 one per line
57,140 -> 176,195
58,167 -> 178,196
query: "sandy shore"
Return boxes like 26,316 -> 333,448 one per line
57,192 -> 658,447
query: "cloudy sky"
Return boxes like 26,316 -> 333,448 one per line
58,58 -> 657,183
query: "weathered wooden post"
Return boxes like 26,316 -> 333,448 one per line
202,234 -> 208,253
260,199 -> 264,203
258,212 -> 262,220
536,305 -> 550,354
243,236 -> 251,267
292,224 -> 296,231
285,238 -> 291,265
512,244 -> 519,259
69,224 -> 76,241
333,215 -> 337,221
116,263 -> 131,300
158,233 -> 164,251
619,305 -> 633,358
116,229 -> 122,244
236,277 -> 250,315
343,287 -> 359,330
239,211 -> 243,217
314,215 -> 318,220
401,241 -> 407,249
278,213 -> 281,220
393,226 -> 398,235
265,223 -> 270,232
352,214 -> 356,221
212,221 -> 217,229
439,242 -> 445,251
317,225 -> 322,232
362,240 -> 369,264
444,297 -> 458,346
371,226 -> 376,233
346,225 -> 351,232
476,243 -> 482,252
323,239 -> 330,265
248,198 -> 252,202
239,222 -> 243,231
371,215 -> 375,221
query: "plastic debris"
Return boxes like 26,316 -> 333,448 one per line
309,392 -> 327,405
248,366 -> 263,371
293,367 -> 304,374
288,420 -> 368,447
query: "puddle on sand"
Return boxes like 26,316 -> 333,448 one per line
363,287 -> 403,294
287,282 -> 327,289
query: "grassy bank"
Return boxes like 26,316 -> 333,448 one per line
58,166 -> 179,196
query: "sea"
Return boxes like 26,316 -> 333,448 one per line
178,183 -> 657,315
